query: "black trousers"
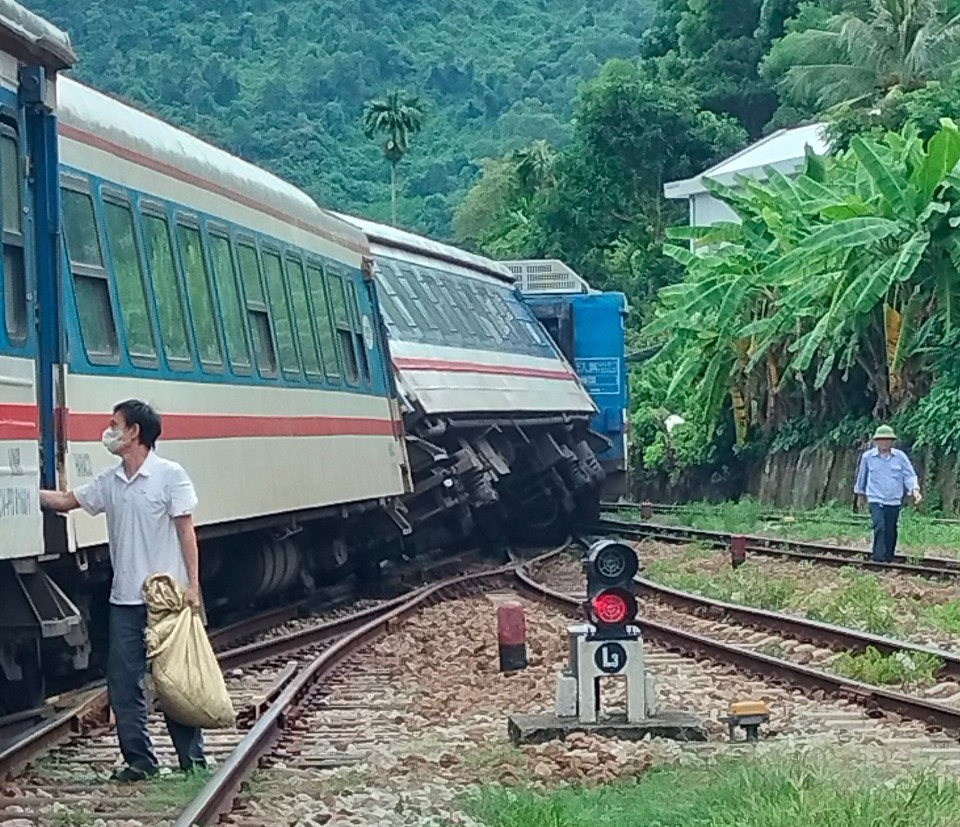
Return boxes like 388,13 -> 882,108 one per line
869,503 -> 900,563
107,604 -> 205,772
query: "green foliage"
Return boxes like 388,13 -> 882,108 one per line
805,568 -> 898,634
27,0 -> 654,237
833,646 -> 943,686
644,498 -> 960,551
920,600 -> 960,633
765,0 -> 960,116
829,75 -> 960,148
647,558 -> 798,610
642,0 -> 782,137
643,119 -> 960,442
361,90 -> 425,161
463,753 -> 960,826
454,59 -> 746,319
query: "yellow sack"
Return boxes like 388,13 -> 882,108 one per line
143,573 -> 235,729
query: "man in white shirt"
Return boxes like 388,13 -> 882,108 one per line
40,399 -> 204,782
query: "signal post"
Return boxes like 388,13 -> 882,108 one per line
507,540 -> 707,745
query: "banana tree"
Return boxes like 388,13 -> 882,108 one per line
644,118 -> 960,435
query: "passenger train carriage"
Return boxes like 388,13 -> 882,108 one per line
0,0 -> 615,710
338,215 -> 606,543
0,20 -> 411,707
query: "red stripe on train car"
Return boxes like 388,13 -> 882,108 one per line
392,356 -> 575,381
66,412 -> 397,442
0,403 -> 39,440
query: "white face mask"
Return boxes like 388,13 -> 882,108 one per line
102,427 -> 125,455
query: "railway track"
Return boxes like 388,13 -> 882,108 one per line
11,540 -> 960,824
603,499 -> 960,528
0,553 -> 523,826
519,549 -> 960,735
590,515 -> 960,578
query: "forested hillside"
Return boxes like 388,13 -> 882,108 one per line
27,0 -> 653,236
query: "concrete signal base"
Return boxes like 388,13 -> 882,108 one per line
507,710 -> 708,746
506,623 -> 707,746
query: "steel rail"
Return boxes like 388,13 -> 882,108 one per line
0,593 -> 409,782
631,577 -> 960,679
603,499 -> 960,528
0,689 -> 107,781
0,549 -> 492,785
172,561 -> 521,827
590,517 -> 960,578
514,552 -> 960,735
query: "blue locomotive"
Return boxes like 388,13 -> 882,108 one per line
508,260 -> 629,498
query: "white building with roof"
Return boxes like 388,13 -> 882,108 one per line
663,122 -> 829,227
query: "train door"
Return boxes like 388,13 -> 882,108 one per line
0,54 -> 85,712
0,111 -> 42,559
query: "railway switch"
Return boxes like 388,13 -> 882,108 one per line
497,601 -> 528,672
722,700 -> 770,741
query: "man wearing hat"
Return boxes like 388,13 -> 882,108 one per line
854,425 -> 921,562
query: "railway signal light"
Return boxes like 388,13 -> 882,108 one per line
585,540 -> 639,638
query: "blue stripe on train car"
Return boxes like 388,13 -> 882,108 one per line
520,290 -> 629,496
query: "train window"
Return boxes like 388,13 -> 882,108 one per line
142,212 -> 192,366
306,263 -> 340,379
208,232 -> 251,371
236,242 -> 277,375
430,271 -> 479,339
464,283 -> 499,342
414,268 -> 457,334
384,262 -> 432,332
62,187 -> 118,359
328,272 -> 359,383
103,200 -> 156,361
345,280 -> 371,383
374,266 -> 417,331
262,250 -> 299,376
286,256 -> 322,380
62,188 -> 104,268
176,223 -> 223,368
478,288 -> 509,342
73,275 -> 118,357
397,266 -> 438,331
2,131 -> 25,343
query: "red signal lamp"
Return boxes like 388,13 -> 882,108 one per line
590,587 -> 637,626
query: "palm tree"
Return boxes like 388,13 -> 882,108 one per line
778,0 -> 960,110
361,90 -> 425,225
510,140 -> 557,194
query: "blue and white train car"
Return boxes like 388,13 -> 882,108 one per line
1,55 -> 412,707
337,216 -> 606,542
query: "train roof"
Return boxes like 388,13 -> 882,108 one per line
334,212 -> 515,284
57,77 -> 367,254
0,0 -> 75,69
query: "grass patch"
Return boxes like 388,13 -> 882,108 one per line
646,557 -> 797,611
833,646 -> 943,686
462,754 -> 960,827
138,767 -> 215,813
621,498 -> 960,554
47,770 -> 214,826
920,601 -> 960,634
802,568 -> 898,635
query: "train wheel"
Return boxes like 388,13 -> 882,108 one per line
511,496 -> 566,545
0,644 -> 46,714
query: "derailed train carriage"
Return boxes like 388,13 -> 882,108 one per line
0,0 -> 617,711
337,216 -> 607,547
